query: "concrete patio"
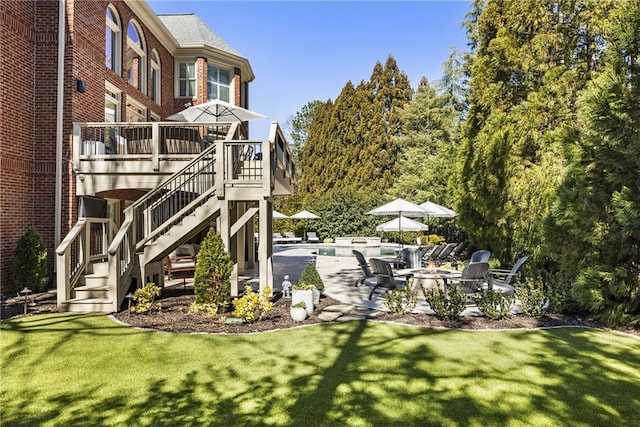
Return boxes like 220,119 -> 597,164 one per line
165,245 -> 516,318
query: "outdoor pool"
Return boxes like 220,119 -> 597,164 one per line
312,244 -> 397,257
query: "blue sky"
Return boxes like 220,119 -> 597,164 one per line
147,1 -> 471,138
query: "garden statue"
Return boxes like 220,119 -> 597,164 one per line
281,275 -> 292,298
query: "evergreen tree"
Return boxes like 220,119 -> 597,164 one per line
550,0 -> 640,326
300,56 -> 412,195
285,100 -> 324,165
457,0 -> 611,262
391,78 -> 459,205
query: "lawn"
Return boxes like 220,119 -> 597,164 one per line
1,314 -> 639,426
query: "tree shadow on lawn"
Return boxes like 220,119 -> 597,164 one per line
2,320 -> 639,426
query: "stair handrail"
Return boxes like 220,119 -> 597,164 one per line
56,217 -> 117,307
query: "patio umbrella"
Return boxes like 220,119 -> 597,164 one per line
273,210 -> 288,219
166,99 -> 266,123
419,201 -> 458,218
419,201 -> 458,243
290,210 -> 320,242
376,216 -> 429,232
367,198 -> 427,248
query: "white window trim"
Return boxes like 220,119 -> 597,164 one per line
206,63 -> 232,103
105,81 -> 121,122
176,61 -> 197,98
105,5 -> 121,75
150,49 -> 161,105
126,96 -> 147,122
127,20 -> 146,93
150,112 -> 161,122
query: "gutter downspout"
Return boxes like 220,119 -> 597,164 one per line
54,0 -> 66,252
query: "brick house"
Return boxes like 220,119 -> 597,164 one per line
0,0 -> 295,309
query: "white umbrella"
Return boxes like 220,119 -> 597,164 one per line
376,216 -> 429,232
273,210 -> 288,219
290,210 -> 320,219
166,99 -> 266,123
419,201 -> 458,218
290,210 -> 320,242
367,198 -> 427,248
366,198 -> 427,217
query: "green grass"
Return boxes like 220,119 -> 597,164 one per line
1,314 -> 639,426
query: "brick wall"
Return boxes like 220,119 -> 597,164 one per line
1,0 -> 39,293
1,0 -> 250,293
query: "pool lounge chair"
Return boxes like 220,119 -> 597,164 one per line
306,231 -> 320,243
284,232 -> 302,243
273,233 -> 289,244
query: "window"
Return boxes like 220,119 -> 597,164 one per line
126,97 -> 147,122
105,82 -> 121,122
178,62 -> 196,97
150,112 -> 161,122
105,5 -> 121,73
126,20 -> 146,92
150,50 -> 161,104
207,64 -> 231,102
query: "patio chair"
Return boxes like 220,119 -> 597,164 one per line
469,249 -> 491,263
489,256 -> 528,295
306,231 -> 320,243
352,250 -> 378,287
441,262 -> 490,297
368,258 -> 406,300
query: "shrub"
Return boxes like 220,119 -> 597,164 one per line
323,238 -> 334,244
291,301 -> 306,309
131,283 -> 162,314
475,290 -> 515,320
232,286 -> 273,322
12,228 -> 48,292
298,261 -> 324,294
384,280 -> 418,315
193,228 -> 233,312
518,277 -> 546,318
422,285 -> 466,320
189,302 -> 219,316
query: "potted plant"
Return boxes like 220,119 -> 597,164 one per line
292,283 -> 315,315
290,301 -> 308,321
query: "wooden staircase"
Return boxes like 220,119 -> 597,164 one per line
56,121 -> 296,313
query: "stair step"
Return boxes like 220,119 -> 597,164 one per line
91,261 -> 110,276
75,285 -> 109,299
61,298 -> 114,313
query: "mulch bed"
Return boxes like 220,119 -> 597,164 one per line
2,288 -> 638,337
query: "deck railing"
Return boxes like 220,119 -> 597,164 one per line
58,121 -> 297,312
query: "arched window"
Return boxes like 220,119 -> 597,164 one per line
105,5 -> 121,74
126,20 -> 146,93
150,49 -> 161,104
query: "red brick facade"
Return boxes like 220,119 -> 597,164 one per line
0,0 -> 251,293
